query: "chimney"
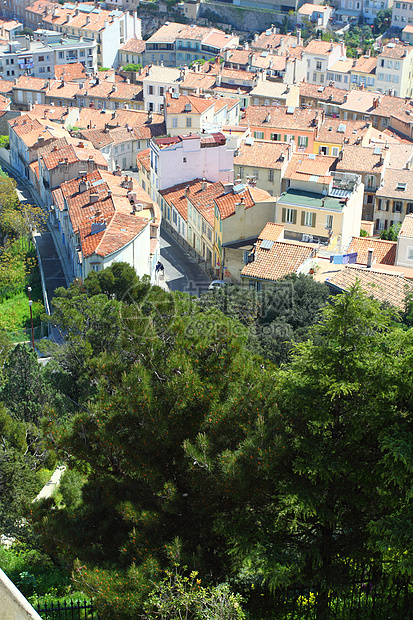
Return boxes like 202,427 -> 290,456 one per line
79,179 -> 87,192
184,185 -> 190,197
86,15 -> 90,24
201,178 -> 207,190
90,192 -> 99,203
366,248 -> 374,268
297,28 -> 302,47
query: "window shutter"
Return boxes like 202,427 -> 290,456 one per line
293,209 -> 297,225
284,135 -> 287,142
301,211 -> 305,226
384,219 -> 388,229
282,208 -> 286,223
392,202 -> 396,213
305,136 -> 309,148
311,213 -> 316,228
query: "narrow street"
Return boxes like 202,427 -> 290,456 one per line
160,227 -> 211,295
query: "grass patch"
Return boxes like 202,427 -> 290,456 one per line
0,238 -> 44,336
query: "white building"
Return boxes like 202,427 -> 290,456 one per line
304,39 -> 347,87
391,0 -> 411,28
363,0 -> 393,24
42,2 -> 141,69
150,133 -> 234,197
375,41 -> 413,98
0,31 -> 98,81
141,65 -> 181,113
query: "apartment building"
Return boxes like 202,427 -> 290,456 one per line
52,169 -> 159,280
391,0 -> 413,27
336,145 -> 389,222
375,168 -> 413,232
350,55 -> 377,91
276,168 -> 363,250
299,83 -> 348,117
164,93 -> 239,136
240,223 -> 315,290
38,141 -> 108,206
140,65 -> 181,113
234,139 -> 291,196
213,183 -> 276,280
118,38 -> 145,68
144,22 -> 238,68
42,2 -> 141,69
375,42 -> 413,98
363,0 -> 393,24
304,39 -> 347,87
242,105 -> 323,153
0,31 -> 98,81
150,132 -> 233,196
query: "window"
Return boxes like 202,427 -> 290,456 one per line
172,117 -> 177,128
393,200 -> 403,212
331,147 -> 339,157
313,72 -> 317,82
302,211 -> 316,227
407,202 -> 413,214
159,86 -> 164,96
282,208 -> 297,224
271,133 -> 281,141
253,169 -> 259,180
39,56 -> 44,62
39,67 -> 45,73
326,214 -> 333,230
254,131 -> 264,139
268,169 -> 274,182
91,264 -> 100,272
367,175 -> 375,189
316,61 -> 322,71
238,167 -> 243,178
183,157 -> 187,163
59,51 -> 64,59
148,85 -> 153,95
298,136 -> 309,148
186,117 -> 192,128
408,247 -> 413,259
80,50 -> 85,57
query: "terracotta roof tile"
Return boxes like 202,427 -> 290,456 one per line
43,3 -> 123,33
316,118 -> 371,144
120,38 -> 145,53
54,63 -> 86,81
305,39 -> 342,55
327,264 -> 413,309
165,93 -> 215,115
256,221 -> 284,242
215,183 -> 272,220
399,214 -> 413,237
285,153 -> 336,182
379,43 -> 411,59
76,107 -> 164,131
243,104 -> 320,131
251,32 -> 297,51
41,143 -> 108,170
14,75 -> 48,91
336,145 -> 387,174
241,239 -> 314,281
351,55 -> 377,74
58,169 -> 153,258
299,82 -> 348,104
347,236 -> 397,265
235,139 -> 289,169
376,168 -> 413,201
136,148 -> 150,172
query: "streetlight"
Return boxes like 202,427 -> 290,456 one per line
27,286 -> 35,350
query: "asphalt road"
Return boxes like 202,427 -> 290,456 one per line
160,227 -> 211,295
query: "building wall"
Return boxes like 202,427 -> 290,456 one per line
375,49 -> 413,98
250,125 -> 315,153
155,139 -> 234,191
221,199 -> 277,246
0,568 -> 43,620
306,45 -> 343,86
234,163 -> 283,197
395,232 -> 413,267
391,0 -> 413,27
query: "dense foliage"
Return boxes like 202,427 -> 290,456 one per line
1,264 -> 413,618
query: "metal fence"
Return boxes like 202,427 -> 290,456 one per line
35,599 -> 98,620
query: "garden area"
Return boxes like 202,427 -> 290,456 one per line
0,173 -> 45,342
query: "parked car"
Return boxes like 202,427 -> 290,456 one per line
208,280 -> 227,291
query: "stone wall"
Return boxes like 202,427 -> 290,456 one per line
200,1 -> 284,33
0,568 -> 43,620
